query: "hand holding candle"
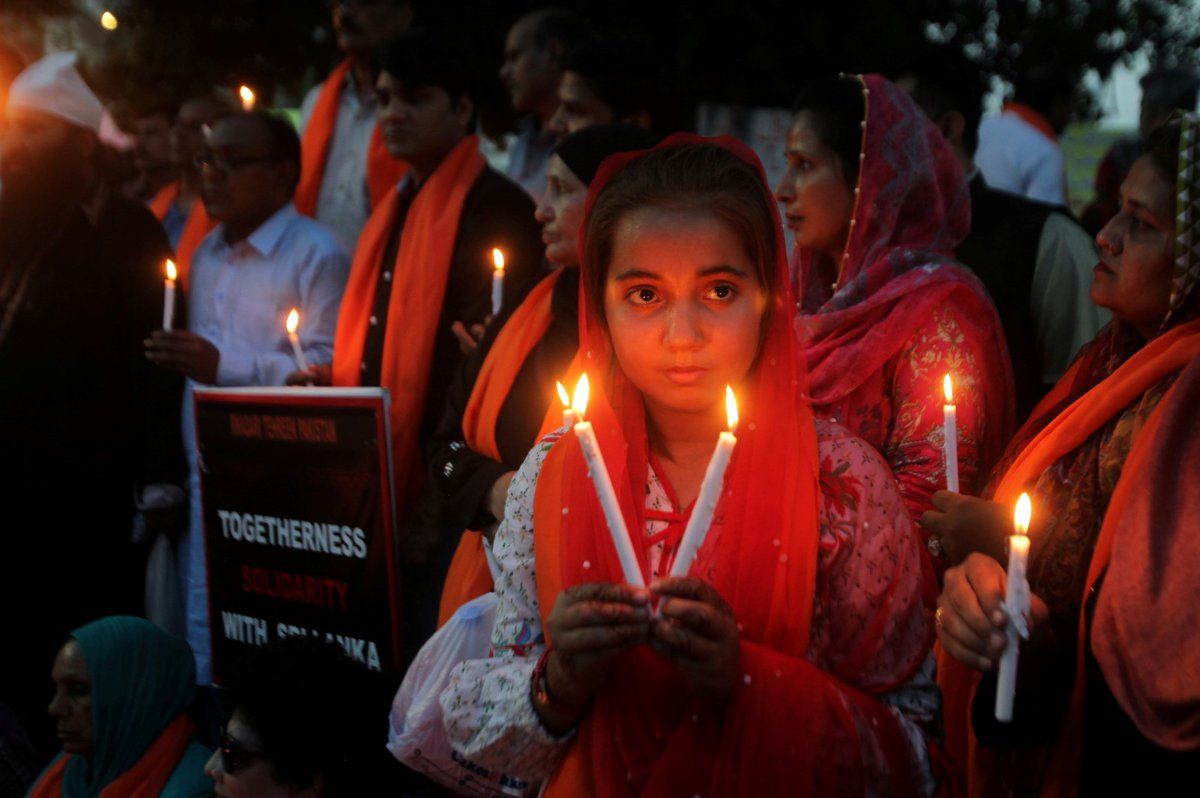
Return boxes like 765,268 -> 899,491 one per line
943,374 -> 960,493
570,374 -> 644,588
556,380 -> 580,427
995,492 -> 1032,722
490,248 -> 505,317
668,386 -> 739,578
162,260 -> 177,331
285,308 -> 310,372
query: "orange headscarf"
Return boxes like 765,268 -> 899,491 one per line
147,181 -> 215,289
332,135 -> 485,512
436,268 -> 566,625
295,59 -> 407,217
532,135 -> 920,796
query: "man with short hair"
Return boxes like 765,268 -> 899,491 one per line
547,36 -> 668,135
0,50 -> 181,750
1082,68 -> 1200,235
974,65 -> 1077,205
898,51 -> 1108,420
499,7 -> 591,201
301,31 -> 542,659
124,101 -> 178,202
297,0 -> 413,251
146,110 -> 350,683
148,92 -> 236,281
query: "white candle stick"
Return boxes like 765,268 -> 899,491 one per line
996,492 -> 1032,722
556,381 -> 580,427
669,386 -> 739,578
491,248 -> 505,318
570,374 -> 644,588
943,374 -> 960,493
285,308 -> 309,372
162,259 -> 177,331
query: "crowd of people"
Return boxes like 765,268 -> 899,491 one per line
1,1 -> 1198,795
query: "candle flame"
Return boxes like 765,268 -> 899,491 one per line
1014,492 -> 1032,535
943,374 -> 954,403
239,85 -> 256,111
572,373 -> 589,417
725,385 -> 739,432
165,259 -> 177,281
100,11 -> 119,30
491,247 -> 505,272
286,308 -> 300,335
556,380 -> 571,408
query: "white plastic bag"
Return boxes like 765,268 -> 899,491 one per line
387,592 -> 537,797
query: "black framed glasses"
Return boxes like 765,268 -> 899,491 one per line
219,731 -> 270,774
194,151 -> 281,174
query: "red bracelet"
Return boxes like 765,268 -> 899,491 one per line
531,646 -> 588,715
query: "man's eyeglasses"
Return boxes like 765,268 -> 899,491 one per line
195,151 -> 281,174
219,732 -> 270,774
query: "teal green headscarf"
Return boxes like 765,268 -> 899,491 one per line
59,616 -> 197,797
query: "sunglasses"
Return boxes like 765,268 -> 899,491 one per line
219,732 -> 270,774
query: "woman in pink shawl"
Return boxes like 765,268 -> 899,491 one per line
776,73 -> 1014,570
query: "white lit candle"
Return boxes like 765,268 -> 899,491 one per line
162,260 -> 177,331
996,492 -> 1032,722
239,85 -> 256,111
571,374 -> 644,588
943,374 -> 959,493
285,308 -> 309,372
669,386 -> 739,578
556,380 -> 580,427
490,248 -> 505,317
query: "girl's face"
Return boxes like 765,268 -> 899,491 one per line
775,111 -> 856,258
604,205 -> 768,417
1093,155 -> 1176,339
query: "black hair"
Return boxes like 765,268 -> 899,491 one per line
896,48 -> 987,157
790,75 -> 865,188
563,35 -> 671,131
234,110 -> 302,193
1011,64 -> 1077,113
221,637 -> 390,796
374,30 -> 476,106
1144,116 -> 1183,191
1141,68 -> 1200,117
523,7 -> 592,65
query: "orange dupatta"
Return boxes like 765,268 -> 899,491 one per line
147,180 -> 215,288
26,715 -> 194,798
938,318 -> 1200,798
332,135 -> 485,513
295,59 -> 406,217
436,268 -> 566,625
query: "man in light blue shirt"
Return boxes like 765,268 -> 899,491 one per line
146,112 -> 349,683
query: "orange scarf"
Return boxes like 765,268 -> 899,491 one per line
295,59 -> 407,217
26,715 -> 194,798
437,269 -> 566,626
332,135 -> 485,513
938,319 -> 1200,798
147,180 -> 215,289
1003,102 -> 1059,143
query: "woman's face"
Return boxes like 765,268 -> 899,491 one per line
1092,155 -> 1175,338
604,205 -> 768,418
775,111 -> 856,258
205,711 -> 318,798
47,640 -> 93,759
535,155 -> 588,267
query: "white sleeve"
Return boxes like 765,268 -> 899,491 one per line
1031,213 -> 1111,384
440,431 -> 573,780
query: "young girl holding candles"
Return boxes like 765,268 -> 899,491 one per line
441,137 -> 937,795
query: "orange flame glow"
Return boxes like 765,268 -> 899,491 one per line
100,11 -> 119,30
572,373 -> 589,417
239,85 -> 256,111
165,259 -> 177,282
943,374 -> 954,404
491,247 -> 505,272
556,380 -> 571,408
725,385 -> 739,433
286,308 -> 300,335
1014,492 -> 1032,536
